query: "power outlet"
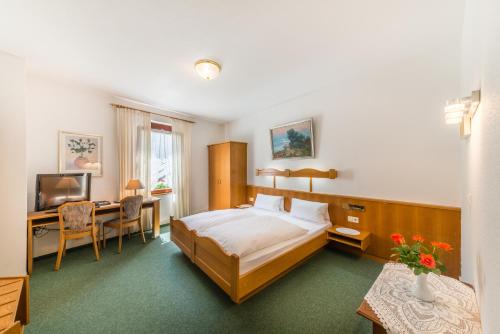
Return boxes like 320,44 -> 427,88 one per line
347,216 -> 360,224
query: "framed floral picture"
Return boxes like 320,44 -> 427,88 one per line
59,131 -> 103,176
270,119 -> 315,159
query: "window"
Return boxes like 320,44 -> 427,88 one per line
151,122 -> 173,195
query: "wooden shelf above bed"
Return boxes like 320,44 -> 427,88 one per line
255,168 -> 337,192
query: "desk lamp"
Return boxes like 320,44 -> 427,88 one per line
125,179 -> 144,196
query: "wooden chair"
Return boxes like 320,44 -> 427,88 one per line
55,201 -> 100,271
103,195 -> 146,253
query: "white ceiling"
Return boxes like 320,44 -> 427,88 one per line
0,0 -> 464,122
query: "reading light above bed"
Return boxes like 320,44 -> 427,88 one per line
255,168 -> 337,192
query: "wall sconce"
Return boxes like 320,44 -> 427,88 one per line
444,90 -> 481,138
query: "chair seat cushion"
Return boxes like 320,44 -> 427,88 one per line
104,218 -> 138,228
64,223 -> 98,234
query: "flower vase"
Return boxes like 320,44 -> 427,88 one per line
74,156 -> 89,168
413,273 -> 435,302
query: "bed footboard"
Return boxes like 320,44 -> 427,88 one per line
170,217 -> 196,262
194,235 -> 240,302
238,232 -> 327,301
193,232 -> 327,303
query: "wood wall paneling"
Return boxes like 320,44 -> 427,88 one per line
247,185 -> 461,278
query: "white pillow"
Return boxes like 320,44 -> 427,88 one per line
253,194 -> 284,212
290,198 -> 330,224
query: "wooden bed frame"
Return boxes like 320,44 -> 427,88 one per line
170,218 -> 196,262
170,217 -> 327,303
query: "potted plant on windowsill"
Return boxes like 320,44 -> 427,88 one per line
151,182 -> 172,196
390,233 -> 453,302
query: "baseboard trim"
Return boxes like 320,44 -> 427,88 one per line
32,225 -> 170,260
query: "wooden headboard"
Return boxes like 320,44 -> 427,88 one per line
247,185 -> 461,278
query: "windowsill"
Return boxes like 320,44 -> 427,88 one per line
151,188 -> 172,196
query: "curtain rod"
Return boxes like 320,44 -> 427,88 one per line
110,103 -> 195,124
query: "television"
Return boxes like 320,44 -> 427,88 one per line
35,173 -> 91,211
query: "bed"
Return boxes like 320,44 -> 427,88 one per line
170,206 -> 330,303
170,208 -> 246,262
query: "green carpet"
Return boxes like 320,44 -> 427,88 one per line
26,227 -> 382,334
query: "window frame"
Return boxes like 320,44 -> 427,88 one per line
151,122 -> 172,133
151,121 -> 173,196
151,188 -> 172,196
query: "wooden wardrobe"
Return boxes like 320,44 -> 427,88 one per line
208,141 -> 247,210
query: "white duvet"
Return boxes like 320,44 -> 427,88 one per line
181,209 -> 255,232
199,215 -> 308,257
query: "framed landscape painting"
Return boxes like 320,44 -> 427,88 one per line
59,131 -> 103,176
270,119 -> 315,160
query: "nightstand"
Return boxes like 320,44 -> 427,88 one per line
327,225 -> 371,251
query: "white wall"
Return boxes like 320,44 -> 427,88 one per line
191,120 -> 225,213
26,74 -> 223,256
26,74 -> 119,256
460,0 -> 500,332
26,74 -> 118,210
0,51 -> 27,276
227,70 -> 463,207
223,1 -> 466,208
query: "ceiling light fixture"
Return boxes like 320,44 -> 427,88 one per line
444,90 -> 481,138
195,59 -> 221,80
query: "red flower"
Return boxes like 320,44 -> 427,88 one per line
431,241 -> 453,252
419,253 -> 436,269
412,235 -> 424,243
391,233 -> 405,245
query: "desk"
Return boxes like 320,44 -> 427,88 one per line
27,198 -> 160,275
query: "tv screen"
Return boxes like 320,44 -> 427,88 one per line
35,173 -> 91,211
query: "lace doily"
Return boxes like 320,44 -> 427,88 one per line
365,263 -> 482,334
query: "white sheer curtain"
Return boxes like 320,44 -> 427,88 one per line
115,107 -> 152,226
168,118 -> 192,218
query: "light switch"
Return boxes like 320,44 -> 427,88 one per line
347,216 -> 359,224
